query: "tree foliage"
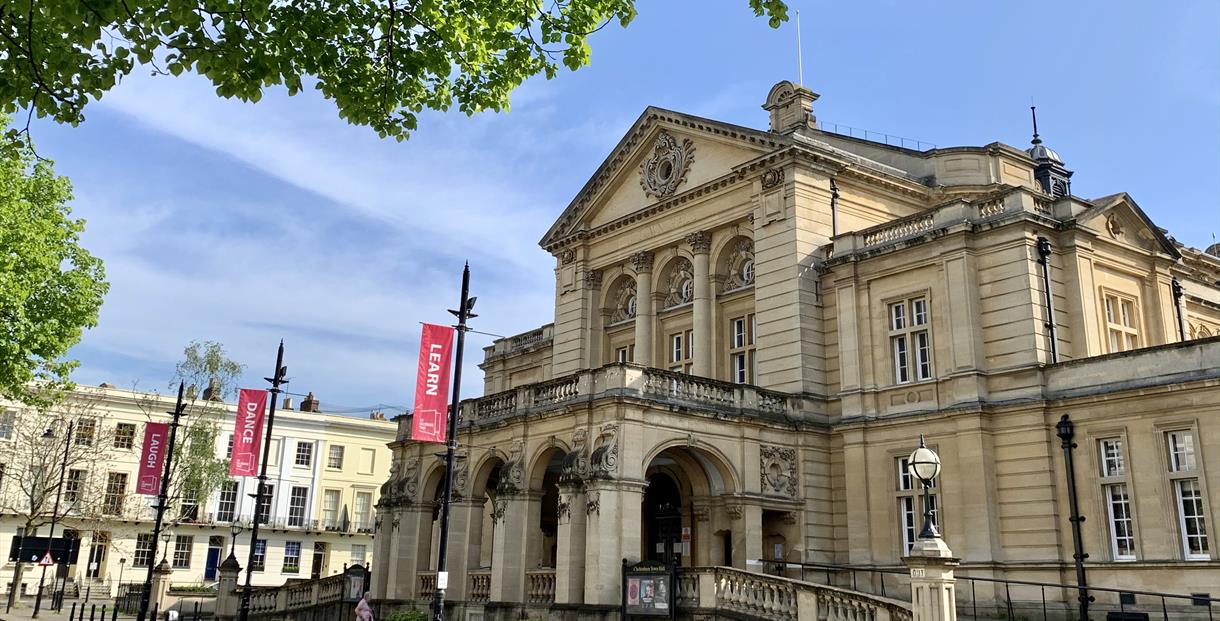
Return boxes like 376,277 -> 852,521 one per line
0,115 -> 107,407
137,340 -> 245,520
0,1 -> 788,142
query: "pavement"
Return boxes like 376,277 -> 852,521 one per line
0,602 -> 136,620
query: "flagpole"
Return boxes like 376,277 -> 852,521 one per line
433,263 -> 475,621
237,341 -> 288,621
135,383 -> 188,621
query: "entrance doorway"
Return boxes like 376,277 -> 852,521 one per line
311,542 -> 329,579
205,536 -> 224,580
643,473 -> 682,565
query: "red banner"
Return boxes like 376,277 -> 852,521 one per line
411,323 -> 455,443
137,422 -> 169,496
230,388 -> 268,476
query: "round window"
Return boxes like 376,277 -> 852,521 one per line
626,295 -> 637,317
658,160 -> 674,182
681,279 -> 693,302
742,259 -> 755,283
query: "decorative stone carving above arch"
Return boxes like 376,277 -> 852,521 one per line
660,257 -> 695,309
401,457 -> 420,503
450,452 -> 470,500
589,424 -> 619,479
719,238 -> 756,293
607,277 -> 638,324
639,131 -> 695,198
560,428 -> 590,484
496,439 -> 526,495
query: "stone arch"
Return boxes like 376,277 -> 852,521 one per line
715,235 -> 755,294
602,273 -> 638,325
469,452 -> 507,571
656,253 -> 696,310
641,439 -> 740,496
527,441 -> 573,490
526,445 -> 569,568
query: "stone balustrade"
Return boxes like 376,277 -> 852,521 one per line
417,572 -> 437,602
468,570 -> 492,603
679,566 -> 911,621
526,569 -> 557,604
393,364 -> 816,441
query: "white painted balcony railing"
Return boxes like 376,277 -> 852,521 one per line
396,364 -> 809,441
678,566 -> 912,621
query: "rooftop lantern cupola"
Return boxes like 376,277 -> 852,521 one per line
1026,106 -> 1073,199
763,80 -> 818,135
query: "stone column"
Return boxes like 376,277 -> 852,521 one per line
903,538 -> 959,621
583,479 -> 646,606
490,492 -> 538,603
150,559 -> 173,615
555,483 -> 587,604
633,251 -> 655,367
442,498 -> 482,601
371,505 -> 394,600
392,504 -> 432,600
214,554 -> 241,620
688,232 -> 713,377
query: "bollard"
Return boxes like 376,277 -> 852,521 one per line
70,602 -> 78,619
89,602 -> 97,621
151,602 -> 159,621
100,604 -> 107,620
111,601 -> 119,621
194,600 -> 201,620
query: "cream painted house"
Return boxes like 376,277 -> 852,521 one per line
0,385 -> 394,597
375,81 -> 1220,620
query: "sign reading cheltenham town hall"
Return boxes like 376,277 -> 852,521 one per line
370,81 -> 1220,621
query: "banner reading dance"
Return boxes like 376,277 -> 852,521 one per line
230,388 -> 268,476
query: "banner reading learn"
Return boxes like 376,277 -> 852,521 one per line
411,323 -> 455,443
136,422 -> 169,496
230,388 -> 268,476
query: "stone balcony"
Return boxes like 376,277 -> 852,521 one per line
396,363 -> 826,442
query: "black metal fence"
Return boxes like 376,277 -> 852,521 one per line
776,561 -> 1218,621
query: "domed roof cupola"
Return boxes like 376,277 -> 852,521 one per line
1025,106 -> 1073,198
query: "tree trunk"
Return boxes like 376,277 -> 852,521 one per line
8,561 -> 25,609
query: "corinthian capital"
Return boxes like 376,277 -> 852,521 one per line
632,251 -> 655,273
686,231 -> 712,254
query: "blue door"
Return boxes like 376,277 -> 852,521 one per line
204,538 -> 223,580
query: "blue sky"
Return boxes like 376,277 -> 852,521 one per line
30,0 -> 1220,413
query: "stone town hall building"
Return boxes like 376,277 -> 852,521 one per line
372,82 -> 1220,618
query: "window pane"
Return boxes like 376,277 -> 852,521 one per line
134,533 -> 154,567
283,541 -> 301,574
1120,300 -> 1133,327
1176,479 -> 1209,558
173,535 -> 194,568
897,458 -> 913,491
328,445 -> 345,469
912,299 -> 927,326
256,484 -> 275,524
893,336 -> 909,384
1105,297 -> 1115,323
891,303 -> 906,331
1106,484 -> 1136,560
1100,439 -> 1124,477
732,353 -> 746,384
217,481 -> 238,522
1168,431 -> 1196,472
288,486 -> 309,527
295,442 -> 313,467
732,319 -> 746,348
671,334 -> 683,362
252,540 -> 266,571
900,497 -> 916,554
915,331 -> 932,380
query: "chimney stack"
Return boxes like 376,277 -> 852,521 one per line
281,397 -> 294,411
301,392 -> 320,413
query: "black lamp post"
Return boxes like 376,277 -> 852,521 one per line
433,263 -> 476,621
906,435 -> 942,540
160,531 -> 173,565
33,421 -> 73,618
118,558 -> 127,590
1056,415 -> 1091,621
136,383 -> 188,621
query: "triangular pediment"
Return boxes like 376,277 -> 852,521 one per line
1077,192 -> 1180,259
540,107 -> 785,250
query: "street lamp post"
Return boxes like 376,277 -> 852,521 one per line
237,341 -> 289,621
906,435 -> 942,540
32,421 -> 74,618
1057,415 -> 1091,621
229,521 -> 244,557
432,263 -> 477,621
136,382 -> 189,621
118,558 -> 127,591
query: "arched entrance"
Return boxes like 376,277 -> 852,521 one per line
643,472 -> 683,564
641,445 -> 737,567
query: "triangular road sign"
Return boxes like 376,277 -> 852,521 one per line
37,552 -> 55,567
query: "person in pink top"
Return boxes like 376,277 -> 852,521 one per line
356,593 -> 375,621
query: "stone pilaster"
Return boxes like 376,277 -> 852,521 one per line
633,252 -> 655,367
904,538 -> 959,621
490,492 -> 540,603
391,505 -> 432,600
688,232 -> 713,377
442,498 -> 483,601
583,479 -> 646,606
555,483 -> 587,604
214,553 -> 241,620
150,559 -> 172,614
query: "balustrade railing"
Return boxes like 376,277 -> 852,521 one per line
417,572 -> 437,602
677,566 -> 911,621
468,570 -> 492,603
420,364 -> 805,440
526,569 -> 556,604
